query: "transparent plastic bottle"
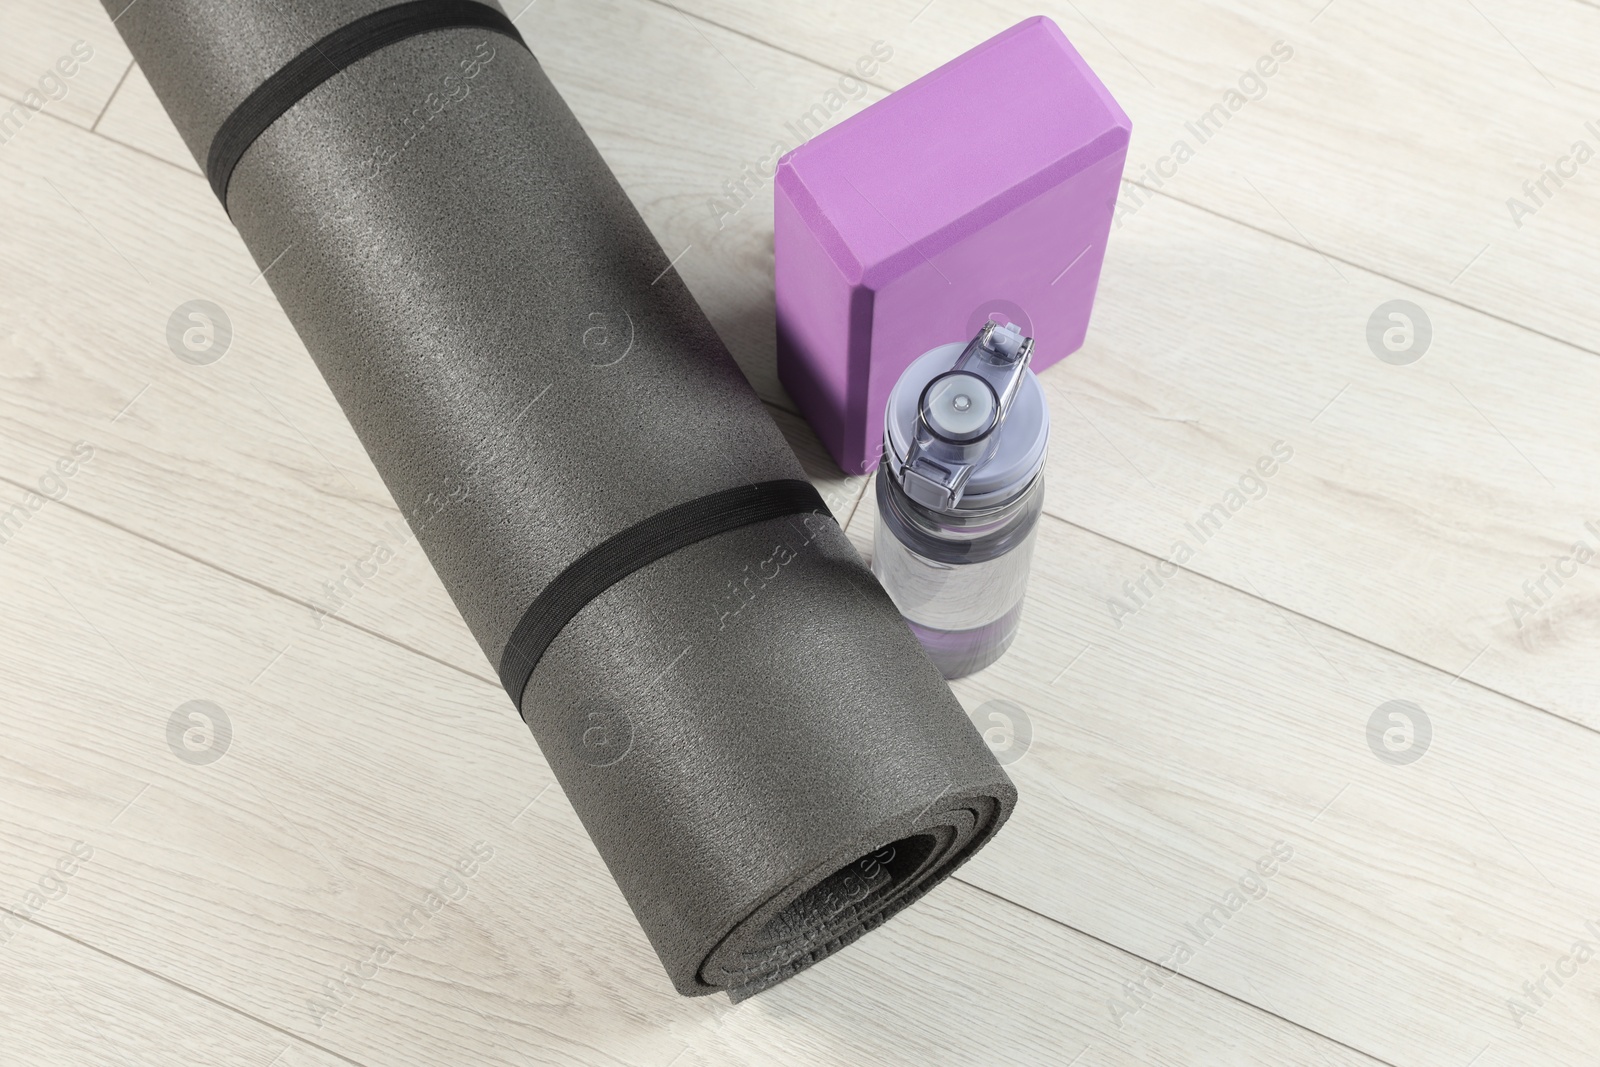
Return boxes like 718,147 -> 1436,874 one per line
872,322 -> 1049,679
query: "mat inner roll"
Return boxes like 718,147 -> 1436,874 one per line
704,793 -> 998,1001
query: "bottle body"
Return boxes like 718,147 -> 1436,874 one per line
873,466 -> 1044,679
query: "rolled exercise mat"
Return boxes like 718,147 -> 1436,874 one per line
105,0 -> 1016,998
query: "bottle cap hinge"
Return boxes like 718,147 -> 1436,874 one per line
895,322 -> 1035,510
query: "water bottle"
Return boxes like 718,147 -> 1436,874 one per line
873,321 -> 1049,679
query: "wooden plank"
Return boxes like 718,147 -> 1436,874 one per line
1043,185 -> 1600,730
0,490 -> 1376,1067
72,0 -> 902,408
849,494 -> 1600,1066
93,60 -> 198,172
7,0 -> 1594,1061
511,0 -> 905,409
55,0 -> 1600,730
0,0 -> 132,133
1,921 -> 348,1066
571,0 -> 1600,730
0,91 -> 864,691
0,101 -> 493,678
667,0 -> 1600,357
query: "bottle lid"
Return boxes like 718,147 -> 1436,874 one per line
884,322 -> 1050,512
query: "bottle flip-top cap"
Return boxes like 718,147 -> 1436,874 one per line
885,322 -> 1051,512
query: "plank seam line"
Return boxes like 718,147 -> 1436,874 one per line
0,86 -> 205,176
835,472 -> 872,531
1039,508 -> 1600,741
33,49 -> 1600,370
1,450 -> 1587,744
69,104 -> 812,419
10,911 -> 374,1067
0,397 -> 837,697
0,469 -> 502,691
640,0 -> 1600,367
646,0 -> 1600,369
955,877 -> 1397,1067
4,849 -> 1391,1066
639,0 -> 898,96
0,465 -> 1526,1060
1119,177 -> 1600,366
1,460 -> 1587,750
90,59 -> 136,133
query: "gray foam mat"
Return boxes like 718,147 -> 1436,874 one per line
105,0 -> 1016,997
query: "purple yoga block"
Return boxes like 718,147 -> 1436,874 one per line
775,16 -> 1131,475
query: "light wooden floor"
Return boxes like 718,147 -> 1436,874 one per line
2,0 -> 1597,1063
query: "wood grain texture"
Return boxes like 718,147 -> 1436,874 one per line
0,921 -> 349,1067
668,0 -> 1600,355
849,494 -> 1600,1066
523,0 -> 1600,732
0,6 -> 870,691
0,0 -> 132,133
539,0 -> 1600,732
1035,187 -> 1600,730
92,61 -> 198,172
1,0 -> 1596,1063
516,0 -> 901,409
0,492 -> 1377,1067
46,0 -> 1600,735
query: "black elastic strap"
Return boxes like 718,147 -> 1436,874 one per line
498,480 -> 833,705
206,0 -> 526,207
